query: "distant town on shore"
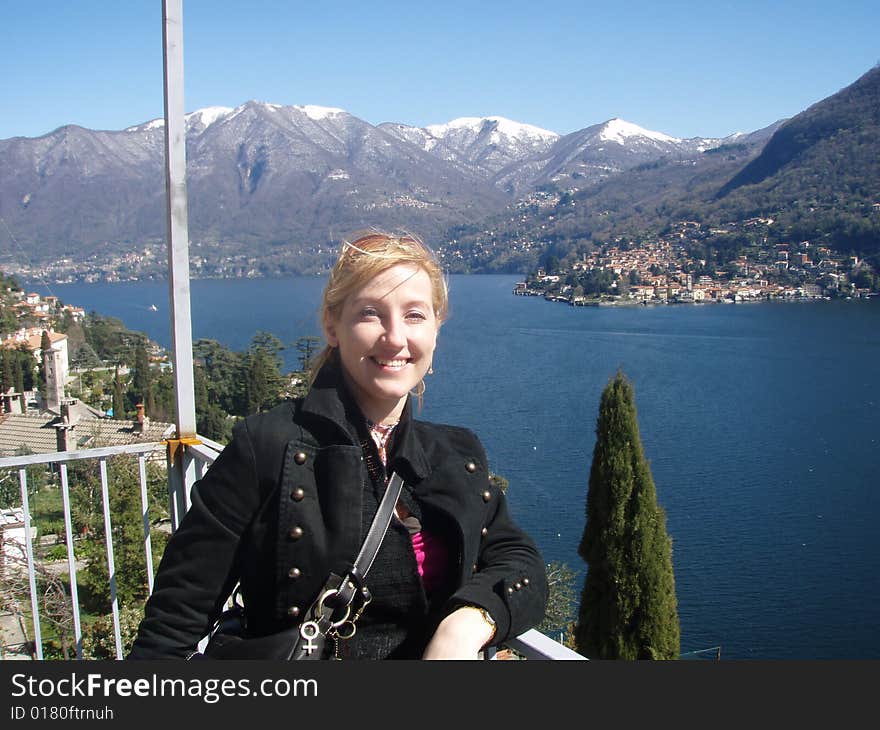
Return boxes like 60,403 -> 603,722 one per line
512,217 -> 878,306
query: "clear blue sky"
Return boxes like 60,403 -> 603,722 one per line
2,0 -> 878,140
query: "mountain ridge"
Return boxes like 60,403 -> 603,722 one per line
444,65 -> 880,273
0,103 -> 739,273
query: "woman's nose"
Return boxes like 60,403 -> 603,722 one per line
382,316 -> 406,347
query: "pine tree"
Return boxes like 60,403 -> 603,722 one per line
244,332 -> 284,415
295,336 -> 321,372
574,371 -> 680,659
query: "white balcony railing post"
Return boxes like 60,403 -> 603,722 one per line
59,464 -> 84,659
18,468 -> 42,659
137,455 -> 155,596
98,459 -> 123,659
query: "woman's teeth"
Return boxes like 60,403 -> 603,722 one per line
374,358 -> 407,368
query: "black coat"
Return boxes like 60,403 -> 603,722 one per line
129,364 -> 548,659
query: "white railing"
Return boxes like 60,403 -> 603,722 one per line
0,440 -> 221,660
497,628 -> 586,660
0,439 -> 582,660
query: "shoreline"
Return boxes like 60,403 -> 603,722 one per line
513,290 -> 877,307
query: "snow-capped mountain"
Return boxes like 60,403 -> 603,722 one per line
0,102 -> 767,267
380,116 -> 558,178
506,117 -> 730,192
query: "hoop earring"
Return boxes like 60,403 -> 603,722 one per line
411,379 -> 426,398
410,378 -> 426,412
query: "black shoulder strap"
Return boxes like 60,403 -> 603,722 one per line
333,471 -> 404,607
353,471 -> 404,578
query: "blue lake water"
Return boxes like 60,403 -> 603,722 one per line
33,275 -> 880,659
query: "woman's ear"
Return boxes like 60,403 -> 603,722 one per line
322,313 -> 339,347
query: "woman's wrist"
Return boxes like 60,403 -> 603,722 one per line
423,604 -> 497,659
453,604 -> 497,646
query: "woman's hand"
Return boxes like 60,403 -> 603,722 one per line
422,606 -> 497,660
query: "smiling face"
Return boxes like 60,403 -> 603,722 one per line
323,263 -> 439,424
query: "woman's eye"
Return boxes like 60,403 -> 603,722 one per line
406,311 -> 427,321
359,307 -> 379,318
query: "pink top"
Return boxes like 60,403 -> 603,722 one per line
410,528 -> 450,595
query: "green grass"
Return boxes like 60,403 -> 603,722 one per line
30,482 -> 68,540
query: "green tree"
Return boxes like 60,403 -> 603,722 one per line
57,310 -> 100,372
574,371 -> 680,659
0,350 -> 15,393
0,469 -> 19,509
149,367 -> 176,423
70,456 -> 169,612
37,330 -> 52,398
194,365 -> 233,442
244,332 -> 284,415
193,338 -> 245,416
295,335 -> 321,373
131,340 -> 153,413
112,365 -> 125,419
12,352 -> 24,394
8,345 -> 36,392
537,561 -> 578,645
81,313 -> 130,363
0,303 -> 18,334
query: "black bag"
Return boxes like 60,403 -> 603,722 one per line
188,473 -> 402,661
191,573 -> 371,660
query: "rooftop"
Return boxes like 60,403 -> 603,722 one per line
0,405 -> 174,458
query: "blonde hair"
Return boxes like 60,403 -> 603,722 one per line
310,231 -> 448,388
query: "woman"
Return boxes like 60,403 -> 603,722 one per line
129,232 -> 548,659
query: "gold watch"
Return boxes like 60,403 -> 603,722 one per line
462,604 -> 496,639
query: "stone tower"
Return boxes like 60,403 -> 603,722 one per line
43,342 -> 66,413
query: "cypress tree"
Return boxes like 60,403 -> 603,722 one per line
38,330 -> 52,398
13,351 -> 25,393
40,329 -> 53,355
574,370 -> 680,659
112,365 -> 125,419
1,351 -> 13,393
132,340 -> 154,414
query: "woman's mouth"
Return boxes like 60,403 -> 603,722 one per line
371,357 -> 410,370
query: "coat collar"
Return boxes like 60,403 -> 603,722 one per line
300,358 -> 432,481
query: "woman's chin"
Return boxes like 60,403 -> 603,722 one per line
372,385 -> 416,402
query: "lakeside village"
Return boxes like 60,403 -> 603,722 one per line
514,220 -> 878,306
0,243 -> 269,284
0,284 -> 174,451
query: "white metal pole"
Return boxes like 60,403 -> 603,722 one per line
162,0 -> 199,526
162,0 -> 197,440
